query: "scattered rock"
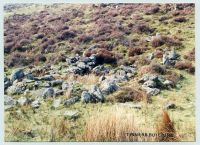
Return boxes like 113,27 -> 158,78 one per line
10,68 -> 24,81
62,82 -> 70,90
25,73 -> 35,80
4,79 -> 12,90
63,110 -> 79,119
39,75 -> 55,81
81,85 -> 105,103
163,80 -> 174,88
163,49 -> 179,66
143,86 -> 160,96
7,82 -> 26,95
52,99 -> 61,108
54,90 -> 64,96
81,91 -> 92,103
92,65 -> 110,75
50,80 -> 63,87
164,102 -> 176,109
31,99 -> 40,108
66,55 -> 80,65
64,96 -> 80,106
142,80 -> 157,88
101,80 -> 119,95
42,87 -> 54,99
17,97 -> 29,106
89,85 -> 104,102
4,95 -> 16,110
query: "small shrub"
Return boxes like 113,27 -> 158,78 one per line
184,48 -> 195,61
78,34 -> 93,44
96,49 -> 116,64
152,35 -> 182,47
6,52 -> 34,67
152,37 -> 164,47
4,42 -> 15,53
128,47 -> 147,57
175,61 -> 195,74
34,54 -> 46,64
139,63 -> 166,75
154,49 -> 164,58
113,87 -> 147,103
174,17 -> 187,23
136,24 -> 154,34
57,30 -> 76,40
165,71 -> 182,85
145,6 -> 160,15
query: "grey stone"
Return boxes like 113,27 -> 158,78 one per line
163,80 -> 174,88
10,68 -> 24,81
62,82 -> 69,90
81,91 -> 92,103
4,95 -> 16,110
164,102 -> 176,109
52,99 -> 61,108
89,85 -> 104,102
7,82 -> 26,95
4,79 -> 12,90
17,97 -> 29,106
26,73 -> 35,80
92,65 -> 110,75
143,80 -> 157,88
55,90 -> 64,96
143,87 -> 160,96
101,81 -> 119,95
63,110 -> 79,119
119,65 -> 137,74
50,80 -> 63,87
139,74 -> 158,83
31,99 -> 40,108
77,62 -> 87,69
42,87 -> 54,99
23,89 -> 31,97
64,96 -> 80,106
39,75 -> 55,81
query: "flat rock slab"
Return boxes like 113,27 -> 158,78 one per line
63,110 -> 79,120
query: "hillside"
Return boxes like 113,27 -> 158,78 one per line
4,3 -> 195,142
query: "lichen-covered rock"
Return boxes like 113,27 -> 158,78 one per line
64,96 -> 80,106
7,82 -> 26,95
42,87 -> 54,99
4,95 -> 16,110
31,99 -> 40,108
81,91 -> 92,103
100,80 -> 119,95
143,86 -> 160,96
10,68 -> 24,81
50,80 -> 63,87
52,99 -> 61,108
39,75 -> 55,81
17,97 -> 30,106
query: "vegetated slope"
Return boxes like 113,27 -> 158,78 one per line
4,3 -> 195,142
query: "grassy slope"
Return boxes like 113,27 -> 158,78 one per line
4,4 -> 195,141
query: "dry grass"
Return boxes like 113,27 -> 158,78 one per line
156,110 -> 179,141
49,117 -> 70,141
82,107 -> 138,141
